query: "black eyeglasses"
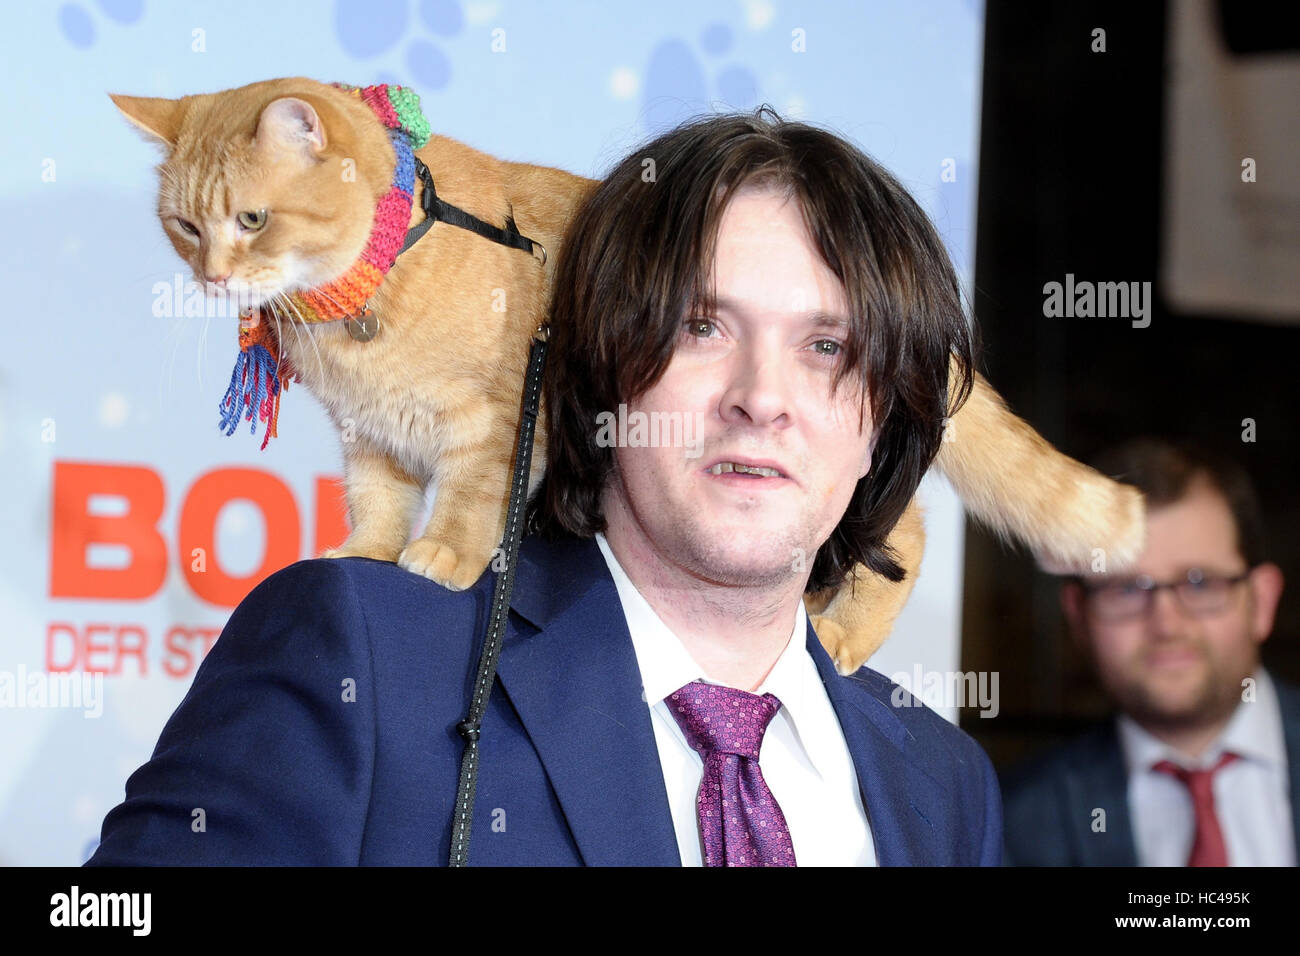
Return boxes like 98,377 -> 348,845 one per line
1078,568 -> 1252,622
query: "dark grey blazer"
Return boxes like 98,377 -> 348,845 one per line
999,675 -> 1300,865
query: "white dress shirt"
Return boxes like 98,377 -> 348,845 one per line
594,532 -> 876,866
1117,666 -> 1296,866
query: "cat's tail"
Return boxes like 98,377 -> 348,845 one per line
935,362 -> 1145,574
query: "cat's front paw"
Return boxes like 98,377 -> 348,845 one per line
398,538 -> 487,591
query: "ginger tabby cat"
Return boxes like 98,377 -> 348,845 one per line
111,77 -> 1144,674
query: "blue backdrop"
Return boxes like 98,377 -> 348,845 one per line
0,0 -> 983,865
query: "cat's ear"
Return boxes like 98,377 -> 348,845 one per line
109,93 -> 182,148
253,97 -> 327,161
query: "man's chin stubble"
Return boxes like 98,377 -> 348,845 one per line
1124,670 -> 1228,729
671,523 -> 814,591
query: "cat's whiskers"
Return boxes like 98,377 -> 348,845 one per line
274,291 -> 328,387
263,295 -> 296,360
196,311 -> 213,390
263,297 -> 305,384
156,315 -> 189,407
262,303 -> 297,386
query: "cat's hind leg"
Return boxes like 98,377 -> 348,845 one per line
321,434 -> 426,564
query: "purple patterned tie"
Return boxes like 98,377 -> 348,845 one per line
664,680 -> 797,866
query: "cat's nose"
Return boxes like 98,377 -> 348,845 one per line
204,271 -> 231,286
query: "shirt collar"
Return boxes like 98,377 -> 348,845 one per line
594,531 -> 834,780
1117,667 -> 1286,774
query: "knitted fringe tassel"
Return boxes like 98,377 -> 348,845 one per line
219,317 -> 291,451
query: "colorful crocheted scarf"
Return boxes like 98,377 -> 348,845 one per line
218,83 -> 431,449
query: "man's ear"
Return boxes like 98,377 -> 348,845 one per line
859,429 -> 878,481
109,93 -> 182,148
1060,579 -> 1090,653
1247,561 -> 1284,646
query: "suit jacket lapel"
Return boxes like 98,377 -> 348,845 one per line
806,620 -> 957,865
493,533 -> 681,865
1273,678 -> 1300,863
1065,722 -> 1137,865
494,532 -> 972,866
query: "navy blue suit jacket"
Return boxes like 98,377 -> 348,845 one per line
999,676 -> 1300,865
87,532 -> 1002,865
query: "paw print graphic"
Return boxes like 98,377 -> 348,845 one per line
57,0 -> 144,48
636,21 -> 761,135
335,0 -> 464,91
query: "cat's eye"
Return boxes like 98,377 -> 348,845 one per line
238,209 -> 268,230
175,218 -> 200,237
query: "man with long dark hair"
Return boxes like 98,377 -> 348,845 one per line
88,108 -> 1000,866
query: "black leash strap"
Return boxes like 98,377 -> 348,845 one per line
386,148 -> 549,865
448,323 -> 549,866
401,157 -> 547,264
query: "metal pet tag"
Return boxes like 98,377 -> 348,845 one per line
346,308 -> 379,342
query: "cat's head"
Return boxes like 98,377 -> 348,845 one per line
111,77 -> 392,310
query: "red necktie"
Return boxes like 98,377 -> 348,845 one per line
1151,752 -> 1241,866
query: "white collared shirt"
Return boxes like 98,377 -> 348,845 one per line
594,532 -> 876,866
1117,667 -> 1296,866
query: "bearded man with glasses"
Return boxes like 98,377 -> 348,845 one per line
1001,438 -> 1294,866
